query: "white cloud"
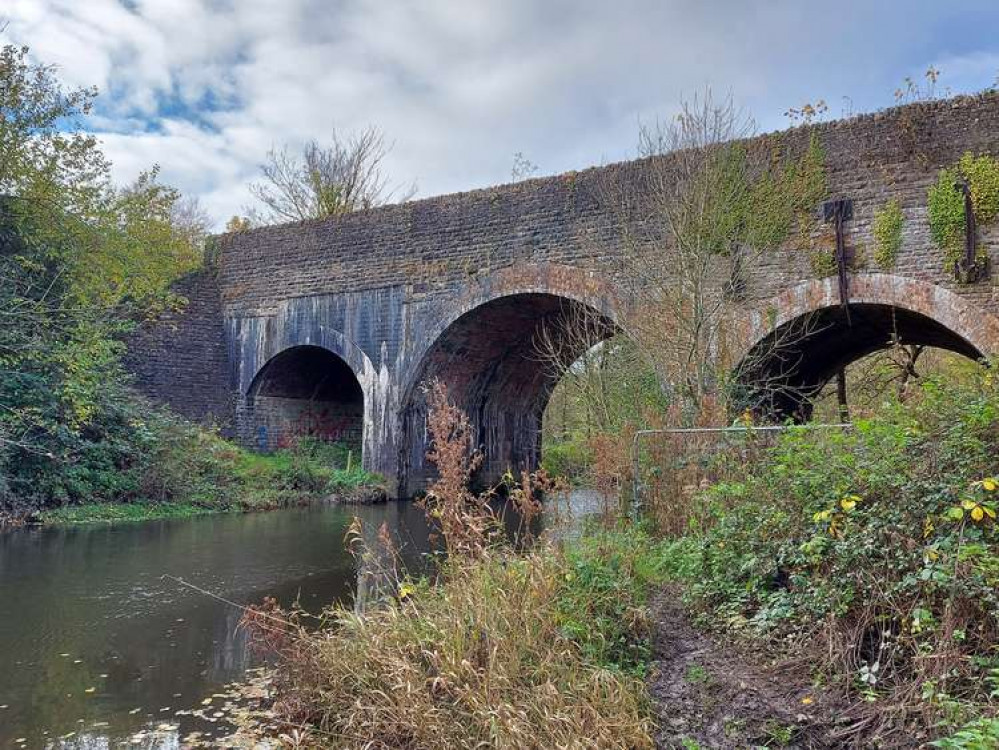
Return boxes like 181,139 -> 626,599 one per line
5,0 -> 999,227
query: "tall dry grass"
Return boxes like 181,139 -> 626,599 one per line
252,552 -> 653,749
236,381 -> 657,749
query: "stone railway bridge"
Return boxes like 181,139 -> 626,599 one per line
126,94 -> 999,497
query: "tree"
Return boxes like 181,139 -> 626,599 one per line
603,90 -> 825,422
249,125 -> 416,223
0,42 -> 207,507
225,215 -> 252,233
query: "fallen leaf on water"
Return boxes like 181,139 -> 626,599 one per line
84,687 -> 96,694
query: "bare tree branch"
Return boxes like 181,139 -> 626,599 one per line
249,125 -> 417,223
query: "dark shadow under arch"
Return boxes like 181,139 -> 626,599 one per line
736,303 -> 984,420
399,293 -> 617,495
246,345 -> 364,452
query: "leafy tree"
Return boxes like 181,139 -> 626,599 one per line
0,42 -> 205,510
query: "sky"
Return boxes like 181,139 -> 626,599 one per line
5,1 -> 999,228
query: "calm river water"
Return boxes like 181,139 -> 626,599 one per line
0,493 -> 601,748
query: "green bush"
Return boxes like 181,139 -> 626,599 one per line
659,371 -> 999,735
541,438 -> 593,482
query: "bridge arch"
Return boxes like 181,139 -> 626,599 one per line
734,274 -> 999,418
398,264 -> 623,495
243,344 -> 366,455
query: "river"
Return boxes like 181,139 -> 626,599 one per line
0,492 -> 602,748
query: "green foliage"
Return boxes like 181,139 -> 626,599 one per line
541,438 -> 593,483
24,411 -> 384,524
557,524 -> 671,674
932,717 -> 999,749
928,152 -> 999,269
872,198 -> 904,269
541,333 -> 667,468
697,134 -> 827,256
808,247 -> 838,277
0,43 -> 206,506
657,373 -> 999,736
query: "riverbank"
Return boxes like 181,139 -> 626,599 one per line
220,524 -> 667,749
34,480 -> 390,527
213,375 -> 998,749
2,417 -> 387,528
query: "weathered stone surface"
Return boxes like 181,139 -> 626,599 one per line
123,270 -> 234,432
125,93 -> 999,496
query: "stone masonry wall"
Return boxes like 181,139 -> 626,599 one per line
122,269 -> 234,432
126,93 -> 999,494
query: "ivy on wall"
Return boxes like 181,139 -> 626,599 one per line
872,198 -> 903,270
743,134 -> 827,252
927,152 -> 999,269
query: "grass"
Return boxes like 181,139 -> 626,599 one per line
235,526 -> 669,749
40,501 -> 218,525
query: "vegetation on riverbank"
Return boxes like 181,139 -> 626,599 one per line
650,370 -> 999,746
4,403 -> 384,527
227,367 -> 999,748
232,527 -> 668,749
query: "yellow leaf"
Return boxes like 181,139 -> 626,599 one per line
962,499 -> 977,511
982,478 -> 997,491
971,506 -> 985,522
984,506 -> 997,520
801,696 -> 814,705
841,498 -> 857,512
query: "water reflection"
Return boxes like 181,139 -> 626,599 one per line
0,492 -> 602,748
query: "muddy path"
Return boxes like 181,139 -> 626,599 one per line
648,588 -> 851,749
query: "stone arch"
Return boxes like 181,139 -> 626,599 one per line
228,306 -> 387,468
734,274 -> 999,418
243,344 -> 366,454
398,264 -> 624,495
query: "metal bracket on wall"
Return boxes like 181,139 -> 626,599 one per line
823,199 -> 853,325
953,179 -> 988,284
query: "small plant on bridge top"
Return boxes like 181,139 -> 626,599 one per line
872,197 -> 904,269
419,379 -> 497,558
927,152 -> 999,272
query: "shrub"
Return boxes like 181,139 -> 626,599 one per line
661,371 -> 999,738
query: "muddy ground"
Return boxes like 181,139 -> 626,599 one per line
648,588 -> 870,749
